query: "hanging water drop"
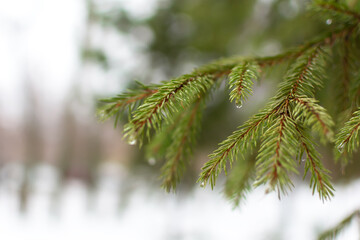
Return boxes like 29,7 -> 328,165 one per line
301,157 -> 306,162
127,135 -> 137,145
200,181 -> 205,187
148,158 -> 156,166
337,143 -> 345,153
326,19 -> 332,25
236,102 -> 243,109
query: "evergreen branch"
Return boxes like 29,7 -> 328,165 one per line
293,97 -> 334,141
318,210 -> 360,240
336,108 -> 360,154
224,156 -> 256,207
314,1 -> 360,22
198,104 -> 278,188
228,61 -> 259,106
276,45 -> 329,100
256,23 -> 356,67
97,83 -> 158,127
101,22 -> 355,133
295,124 -> 334,201
98,3 -> 360,201
255,114 -> 299,196
145,110 -> 188,160
124,74 -> 215,144
160,99 -> 205,192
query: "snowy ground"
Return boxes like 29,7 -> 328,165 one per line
0,164 -> 359,240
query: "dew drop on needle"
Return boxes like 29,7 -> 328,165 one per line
127,135 -> 137,145
337,143 -> 345,153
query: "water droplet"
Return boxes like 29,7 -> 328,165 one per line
127,135 -> 137,145
200,181 -> 205,187
338,143 -> 345,153
326,19 -> 332,25
302,157 -> 306,162
148,158 -> 156,166
236,103 -> 243,109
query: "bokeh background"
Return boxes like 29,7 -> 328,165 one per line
1,0 -> 360,239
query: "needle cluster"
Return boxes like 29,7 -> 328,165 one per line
98,1 -> 360,203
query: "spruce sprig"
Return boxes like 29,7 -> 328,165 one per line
275,45 -> 329,100
313,0 -> 360,23
198,103 -> 277,188
255,114 -> 299,196
124,74 -> 214,144
293,97 -> 334,141
336,108 -> 360,154
318,209 -> 360,240
228,61 -> 259,107
199,44 -> 335,198
295,125 -> 334,201
160,99 -> 205,192
99,1 -> 360,202
97,82 -> 158,127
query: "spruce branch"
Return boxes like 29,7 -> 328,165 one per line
276,45 -> 329,100
318,209 -> 360,240
160,99 -> 205,192
295,124 -> 334,201
255,114 -> 299,196
249,44 -> 333,197
98,2 -> 360,201
336,108 -> 360,155
198,103 -> 278,188
124,74 -> 215,144
314,1 -> 360,22
228,61 -> 259,106
97,83 -> 158,127
293,97 -> 334,141
199,40 -> 335,196
145,110 -> 187,160
256,23 -> 357,68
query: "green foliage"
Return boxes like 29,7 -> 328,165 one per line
123,72 -> 214,145
99,1 -> 360,203
199,102 -> 277,189
293,97 -> 334,142
158,99 -> 205,191
336,108 -> 360,155
312,0 -> 360,26
318,209 -> 360,240
228,61 -> 259,106
97,81 -> 158,128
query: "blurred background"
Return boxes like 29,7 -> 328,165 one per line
0,0 -> 360,239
